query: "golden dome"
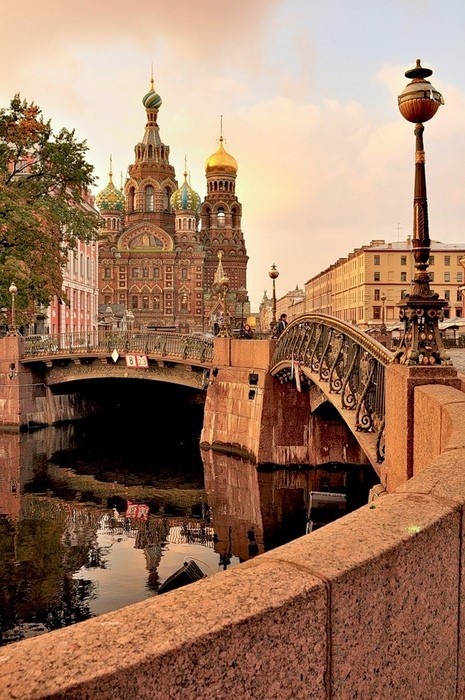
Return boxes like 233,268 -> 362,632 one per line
205,137 -> 237,175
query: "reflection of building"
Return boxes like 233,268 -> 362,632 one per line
302,238 -> 465,328
96,79 -> 249,333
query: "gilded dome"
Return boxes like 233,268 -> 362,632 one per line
95,170 -> 124,212
171,172 -> 201,212
205,136 -> 237,175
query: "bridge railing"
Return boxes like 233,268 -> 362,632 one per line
21,331 -> 214,364
271,314 -> 395,462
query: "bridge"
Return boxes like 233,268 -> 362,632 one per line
0,316 -> 460,478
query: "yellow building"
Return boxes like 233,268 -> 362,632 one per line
304,238 -> 465,328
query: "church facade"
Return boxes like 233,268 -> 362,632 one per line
96,79 -> 249,333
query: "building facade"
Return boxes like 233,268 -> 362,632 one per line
96,80 -> 249,333
303,238 -> 465,328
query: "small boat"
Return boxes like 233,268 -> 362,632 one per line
306,490 -> 347,534
158,560 -> 206,595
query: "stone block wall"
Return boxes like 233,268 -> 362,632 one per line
201,337 -> 311,464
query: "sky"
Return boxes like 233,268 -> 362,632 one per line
2,0 -> 465,310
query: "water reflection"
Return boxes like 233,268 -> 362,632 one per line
0,421 -> 376,646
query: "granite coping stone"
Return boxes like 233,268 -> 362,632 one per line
0,559 -> 328,700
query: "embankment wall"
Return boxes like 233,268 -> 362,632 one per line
2,371 -> 465,698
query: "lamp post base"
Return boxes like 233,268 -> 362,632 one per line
396,296 -> 450,365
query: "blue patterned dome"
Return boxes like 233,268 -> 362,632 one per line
171,172 -> 201,212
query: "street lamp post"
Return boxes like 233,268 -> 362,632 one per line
237,287 -> 248,337
216,274 -> 230,337
380,293 -> 387,334
8,283 -> 18,336
397,59 -> 448,365
269,263 -> 279,336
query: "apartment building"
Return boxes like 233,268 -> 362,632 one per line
304,238 -> 465,328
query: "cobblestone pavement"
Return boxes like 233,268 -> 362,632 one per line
447,349 -> 465,373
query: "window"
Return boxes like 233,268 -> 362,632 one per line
429,272 -> 434,282
373,307 -> 381,319
131,268 -> 140,279
128,187 -> 135,212
429,255 -> 435,265
444,272 -> 450,283
401,256 -> 407,266
145,186 -> 154,212
457,289 -> 462,302
153,267 -> 160,279
457,272 -> 463,283
444,255 -> 450,266
444,290 -> 450,301
374,289 -> 380,301
374,255 -> 380,265
142,267 -> 149,278
132,296 -> 139,309
401,272 -> 407,282
181,268 -> 188,279
104,267 -> 112,279
400,290 -> 407,299
142,296 -> 149,310
217,209 -> 225,227
374,272 -> 380,282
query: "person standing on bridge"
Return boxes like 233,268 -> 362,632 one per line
275,313 -> 288,338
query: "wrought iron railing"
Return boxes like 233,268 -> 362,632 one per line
21,331 -> 214,365
271,315 -> 395,463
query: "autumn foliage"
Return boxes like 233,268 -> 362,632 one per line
0,95 -> 101,322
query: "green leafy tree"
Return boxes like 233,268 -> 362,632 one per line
0,94 -> 101,323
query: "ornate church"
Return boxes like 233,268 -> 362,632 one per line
96,78 -> 249,333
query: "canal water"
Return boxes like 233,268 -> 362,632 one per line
0,404 -> 377,647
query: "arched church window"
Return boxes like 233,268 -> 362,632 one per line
148,145 -> 153,158
153,296 -> 160,310
131,296 -> 139,309
145,186 -> 154,211
217,208 -> 225,228
128,187 -> 135,212
164,187 -> 170,212
181,267 -> 188,279
142,296 -> 149,310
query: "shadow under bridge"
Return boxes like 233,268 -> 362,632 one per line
270,315 -> 395,469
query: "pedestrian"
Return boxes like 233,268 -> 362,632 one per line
242,322 -> 253,339
275,313 -> 288,337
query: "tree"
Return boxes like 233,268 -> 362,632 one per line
0,94 -> 101,324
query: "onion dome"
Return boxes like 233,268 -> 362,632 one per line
95,162 -> 124,212
205,136 -> 237,175
142,77 -> 162,110
171,171 -> 201,212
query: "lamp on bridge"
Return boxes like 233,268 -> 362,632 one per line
380,293 -> 387,334
236,287 -> 248,337
397,59 -> 448,365
269,263 -> 279,337
7,283 -> 18,336
216,274 -> 231,338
